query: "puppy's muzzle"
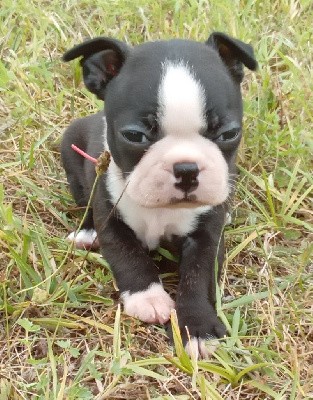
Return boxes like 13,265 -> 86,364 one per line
173,162 -> 199,193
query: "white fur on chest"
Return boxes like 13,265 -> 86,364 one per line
106,160 -> 210,250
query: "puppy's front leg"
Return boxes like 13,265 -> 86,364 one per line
175,216 -> 226,358
95,214 -> 175,325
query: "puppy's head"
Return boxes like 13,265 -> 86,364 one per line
63,33 -> 257,208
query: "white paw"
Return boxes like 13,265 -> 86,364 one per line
67,229 -> 99,250
185,336 -> 219,359
121,283 -> 175,324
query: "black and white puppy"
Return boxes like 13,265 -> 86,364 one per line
61,32 -> 257,358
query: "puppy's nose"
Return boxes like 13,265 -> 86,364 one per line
173,162 -> 199,193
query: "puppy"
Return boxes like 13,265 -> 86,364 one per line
61,32 -> 257,358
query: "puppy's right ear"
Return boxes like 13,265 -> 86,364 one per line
63,38 -> 131,99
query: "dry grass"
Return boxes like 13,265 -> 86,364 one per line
0,0 -> 312,399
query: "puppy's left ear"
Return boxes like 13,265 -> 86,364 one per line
63,37 -> 131,99
206,32 -> 257,83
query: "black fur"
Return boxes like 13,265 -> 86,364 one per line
61,33 -> 257,352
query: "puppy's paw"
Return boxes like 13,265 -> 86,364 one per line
121,283 -> 175,324
67,229 -> 99,250
185,336 -> 219,359
173,303 -> 226,359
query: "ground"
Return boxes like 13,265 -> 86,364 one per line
0,0 -> 312,399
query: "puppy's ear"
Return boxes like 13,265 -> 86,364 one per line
206,32 -> 257,83
63,38 -> 131,99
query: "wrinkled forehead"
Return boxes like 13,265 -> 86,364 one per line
106,40 -> 238,125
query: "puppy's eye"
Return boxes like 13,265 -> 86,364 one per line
215,128 -> 240,142
122,130 -> 148,144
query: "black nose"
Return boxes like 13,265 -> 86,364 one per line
173,162 -> 199,193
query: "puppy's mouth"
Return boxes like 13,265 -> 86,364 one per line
166,194 -> 207,208
170,194 -> 196,203
133,196 -> 207,209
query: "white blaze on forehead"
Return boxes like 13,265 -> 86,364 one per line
158,62 -> 206,137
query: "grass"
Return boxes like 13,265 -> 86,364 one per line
0,0 -> 312,398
